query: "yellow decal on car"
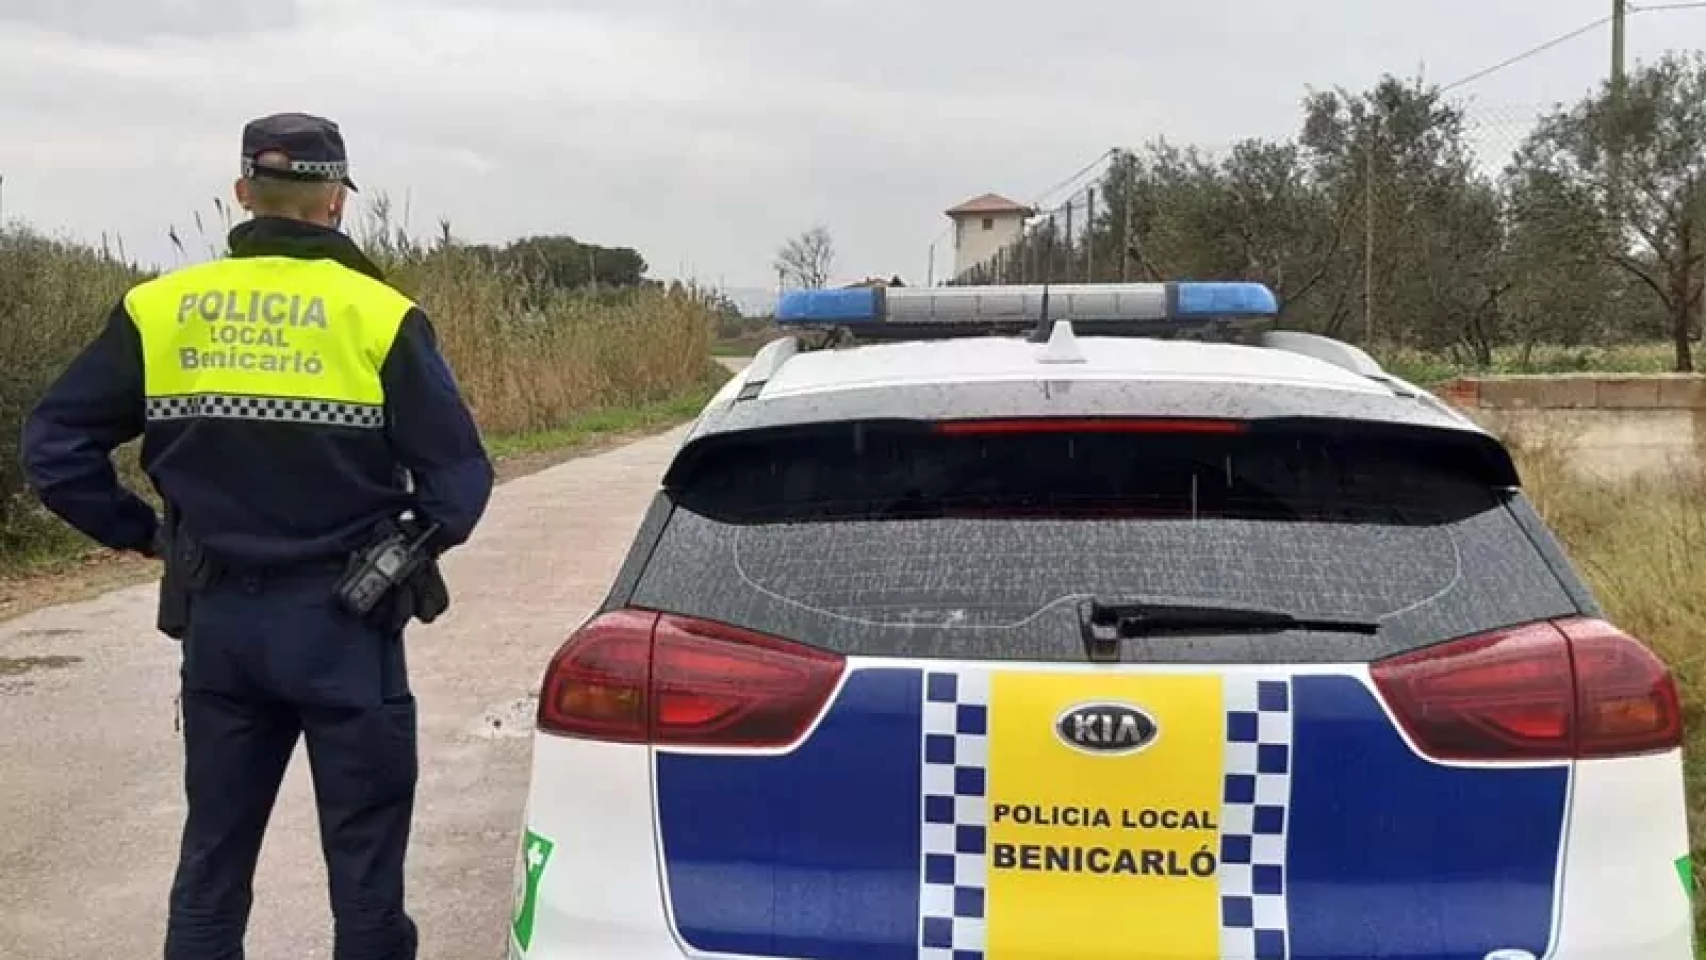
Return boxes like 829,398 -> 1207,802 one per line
918,669 -> 1294,959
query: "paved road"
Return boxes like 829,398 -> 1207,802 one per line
0,425 -> 694,958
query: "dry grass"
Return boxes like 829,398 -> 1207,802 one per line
339,199 -> 716,438
385,245 -> 713,437
1506,425 -> 1706,941
0,214 -> 718,569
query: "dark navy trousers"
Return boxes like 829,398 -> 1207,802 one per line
164,567 -> 420,960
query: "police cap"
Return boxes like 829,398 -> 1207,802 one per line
240,112 -> 358,192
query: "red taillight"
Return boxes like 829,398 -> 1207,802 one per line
537,608 -> 656,744
1558,618 -> 1685,758
1371,617 -> 1682,762
1371,622 -> 1576,760
932,417 -> 1247,436
536,610 -> 845,748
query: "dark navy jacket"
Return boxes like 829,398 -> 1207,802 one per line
19,217 -> 494,569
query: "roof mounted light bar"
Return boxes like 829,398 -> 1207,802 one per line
774,281 -> 1280,342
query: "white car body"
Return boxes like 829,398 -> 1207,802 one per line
507,283 -> 1695,960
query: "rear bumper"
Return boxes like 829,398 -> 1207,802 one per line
1548,751 -> 1696,959
512,735 -> 1697,960
513,929 -> 1696,960
511,932 -> 1696,960
509,736 -> 684,960
509,933 -> 686,960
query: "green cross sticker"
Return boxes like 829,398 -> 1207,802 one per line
1677,854 -> 1695,905
511,829 -> 555,952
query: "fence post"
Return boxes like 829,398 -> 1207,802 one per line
1085,187 -> 1097,281
1121,152 -> 1134,281
1064,200 -> 1076,282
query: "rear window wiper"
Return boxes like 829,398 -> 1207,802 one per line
1076,597 -> 1381,663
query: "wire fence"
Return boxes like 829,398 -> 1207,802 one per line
942,77 -> 1706,372
953,101 -> 1551,280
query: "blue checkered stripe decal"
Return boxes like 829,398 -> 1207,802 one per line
919,670 -> 990,960
1220,677 -> 1294,959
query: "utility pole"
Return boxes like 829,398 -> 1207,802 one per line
1612,0 -> 1627,93
1120,151 -> 1135,282
1364,140 -> 1376,344
1610,0 -> 1628,225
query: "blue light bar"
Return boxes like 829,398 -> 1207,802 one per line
772,281 -> 1278,333
775,287 -> 881,324
1173,281 -> 1279,318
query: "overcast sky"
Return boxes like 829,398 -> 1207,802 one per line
1,0 -> 1700,301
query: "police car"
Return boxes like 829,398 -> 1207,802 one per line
508,280 -> 1694,959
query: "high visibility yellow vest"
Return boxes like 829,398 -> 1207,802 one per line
124,255 -> 415,429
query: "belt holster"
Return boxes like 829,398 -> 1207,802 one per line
413,556 -> 450,624
155,506 -> 215,640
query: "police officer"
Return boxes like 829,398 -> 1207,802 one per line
20,113 -> 495,959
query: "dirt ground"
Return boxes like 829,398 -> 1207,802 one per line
0,422 -> 696,959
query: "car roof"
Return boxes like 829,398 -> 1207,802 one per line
757,335 -> 1390,400
669,324 -> 1519,488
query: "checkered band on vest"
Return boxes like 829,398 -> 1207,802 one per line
146,393 -> 384,429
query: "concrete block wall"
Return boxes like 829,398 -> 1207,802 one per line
1437,373 -> 1706,411
1436,374 -> 1706,483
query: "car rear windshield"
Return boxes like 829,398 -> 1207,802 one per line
627,421 -> 1581,663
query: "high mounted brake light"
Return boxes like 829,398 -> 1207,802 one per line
932,417 -> 1248,436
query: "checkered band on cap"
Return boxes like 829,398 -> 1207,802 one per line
919,670 -> 990,960
241,157 -> 349,181
1219,676 -> 1294,960
147,393 -> 383,429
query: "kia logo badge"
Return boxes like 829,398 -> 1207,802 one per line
1055,702 -> 1160,755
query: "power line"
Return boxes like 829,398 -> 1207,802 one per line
1441,14 -> 1617,92
1441,1 -> 1706,95
1024,148 -> 1118,210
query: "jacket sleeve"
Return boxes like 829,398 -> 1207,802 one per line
379,308 -> 495,554
19,303 -> 159,554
